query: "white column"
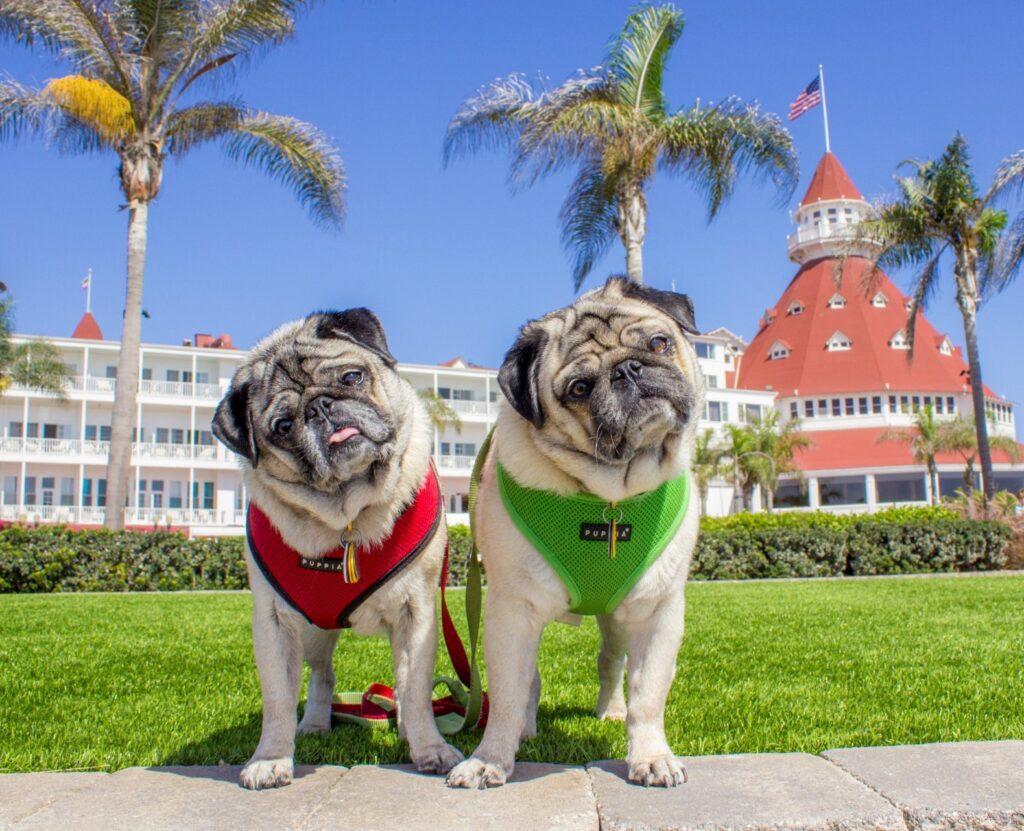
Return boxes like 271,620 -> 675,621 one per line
808,477 -> 820,509
20,394 -> 29,508
865,473 -> 877,511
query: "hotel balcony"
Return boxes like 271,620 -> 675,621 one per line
436,454 -> 475,472
0,504 -> 246,528
0,437 -> 228,464
445,399 -> 493,420
9,376 -> 226,401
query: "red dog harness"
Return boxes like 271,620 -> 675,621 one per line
246,468 -> 443,629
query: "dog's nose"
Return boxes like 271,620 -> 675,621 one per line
306,395 -> 335,422
613,359 -> 644,384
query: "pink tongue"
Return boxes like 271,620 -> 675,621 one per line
329,426 -> 361,445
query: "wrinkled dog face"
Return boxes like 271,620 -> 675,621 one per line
212,309 -> 403,492
499,277 -> 703,464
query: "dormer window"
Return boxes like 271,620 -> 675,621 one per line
826,331 -> 852,351
904,299 -> 914,311
768,340 -> 790,360
938,336 -> 954,356
872,292 -> 888,308
764,308 -> 777,325
827,293 -> 847,309
889,329 -> 910,350
787,300 -> 805,316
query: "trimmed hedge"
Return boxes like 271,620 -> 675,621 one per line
0,506 -> 1010,593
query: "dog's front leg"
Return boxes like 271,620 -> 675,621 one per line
297,626 -> 340,735
447,590 -> 546,789
240,595 -> 304,790
596,613 -> 629,721
388,595 -> 464,774
623,591 -> 687,787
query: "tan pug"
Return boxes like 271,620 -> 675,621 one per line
447,277 -> 704,789
213,309 -> 463,789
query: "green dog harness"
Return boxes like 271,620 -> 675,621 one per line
497,463 -> 690,616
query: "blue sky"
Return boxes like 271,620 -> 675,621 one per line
1,1 -> 1022,434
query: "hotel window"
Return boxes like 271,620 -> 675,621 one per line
790,402 -> 798,419
151,480 -> 164,509
440,442 -> 450,455
704,375 -> 719,389
827,293 -> 847,309
859,398 -> 868,415
3,476 -> 17,505
871,292 -> 888,308
832,399 -> 841,417
818,476 -> 867,506
60,478 -> 74,507
452,389 -> 476,401
935,397 -> 944,414
141,368 -> 152,381
449,494 -> 469,513
454,443 -> 476,456
166,369 -> 179,382
171,429 -> 185,445
706,401 -> 726,422
41,477 -> 55,507
900,395 -> 910,413
876,473 -> 926,504
97,479 -> 106,507
938,338 -> 953,356
195,430 -> 214,446
196,372 -> 210,384
769,341 -> 790,360
826,331 -> 852,351
26,423 -> 39,438
9,421 -> 22,438
105,366 -> 117,378
42,423 -> 58,439
100,425 -> 111,441
889,330 -> 909,350
169,481 -> 182,509
805,400 -> 815,418
845,398 -> 855,416
138,480 -> 147,501
192,482 -> 215,510
872,396 -> 882,414
745,404 -> 763,423
787,300 -> 804,316
889,395 -> 897,412
82,478 -> 92,507
156,428 -> 169,444
695,342 -> 715,359
947,396 -> 955,413
912,396 -> 921,412
25,477 -> 37,505
182,371 -> 193,383
84,425 -> 96,440
818,399 -> 828,416
437,387 -> 451,399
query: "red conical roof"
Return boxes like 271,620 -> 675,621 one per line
800,152 -> 863,206
72,312 -> 104,340
736,256 -> 996,398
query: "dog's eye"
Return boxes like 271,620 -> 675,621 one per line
649,335 -> 671,354
272,418 -> 293,436
566,379 -> 592,400
341,370 -> 364,386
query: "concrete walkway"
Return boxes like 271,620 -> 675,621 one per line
1,741 -> 1021,831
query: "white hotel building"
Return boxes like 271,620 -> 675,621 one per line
0,314 -> 770,534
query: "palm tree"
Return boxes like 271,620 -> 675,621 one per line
851,134 -> 1024,500
444,4 -> 799,289
720,424 -> 760,513
877,404 -> 945,505
940,415 -> 1020,492
746,411 -> 811,513
0,1 -> 346,529
0,294 -> 69,396
691,428 -> 727,515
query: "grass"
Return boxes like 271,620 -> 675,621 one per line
1,575 -> 1022,772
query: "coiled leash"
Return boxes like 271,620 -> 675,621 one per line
331,444 -> 492,734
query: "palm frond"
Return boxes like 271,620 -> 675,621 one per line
224,112 -> 345,227
904,250 -> 944,357
184,0 -> 303,65
0,80 -> 57,143
43,75 -> 135,144
7,341 -> 70,396
606,4 -> 683,119
165,100 -> 244,156
443,73 -> 539,168
979,210 -> 1024,300
984,148 -> 1024,204
0,1 -> 127,87
660,97 -> 798,218
559,159 -> 618,290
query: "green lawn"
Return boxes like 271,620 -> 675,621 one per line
1,575 -> 1022,772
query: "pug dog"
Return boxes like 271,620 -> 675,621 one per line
447,277 -> 704,790
213,309 -> 463,790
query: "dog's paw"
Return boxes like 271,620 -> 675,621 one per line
239,757 -> 293,790
412,741 -> 464,775
596,702 -> 627,722
628,754 -> 687,787
446,757 -> 508,789
296,715 -> 332,736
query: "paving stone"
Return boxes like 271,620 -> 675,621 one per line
303,763 -> 598,831
823,741 -> 1024,831
0,772 -> 108,830
587,754 -> 908,831
10,765 -> 346,831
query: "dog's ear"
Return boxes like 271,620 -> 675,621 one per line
212,381 -> 260,468
498,324 -> 546,428
315,308 -> 397,367
613,277 -> 699,336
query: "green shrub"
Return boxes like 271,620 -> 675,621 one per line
0,506 -> 1009,593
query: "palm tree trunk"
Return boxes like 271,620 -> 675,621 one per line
928,460 -> 939,506
616,184 -> 647,283
105,199 -> 148,530
955,272 -> 995,500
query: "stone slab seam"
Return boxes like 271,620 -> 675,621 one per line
296,765 -> 350,831
6,771 -> 110,828
817,752 -> 919,831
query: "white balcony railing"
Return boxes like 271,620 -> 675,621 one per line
436,454 -> 475,470
0,437 -> 224,461
0,505 -> 245,527
10,375 -> 225,400
447,399 -> 491,417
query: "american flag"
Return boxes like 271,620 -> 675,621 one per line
81,273 -> 90,290
788,76 -> 821,121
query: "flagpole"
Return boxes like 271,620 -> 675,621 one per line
85,268 -> 92,314
818,64 -> 831,153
